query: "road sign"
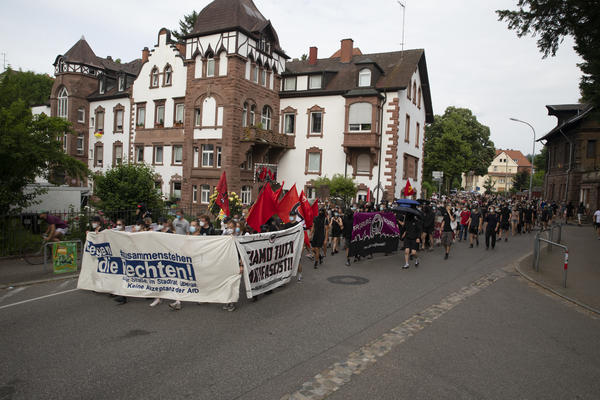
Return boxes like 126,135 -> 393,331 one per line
432,171 -> 443,179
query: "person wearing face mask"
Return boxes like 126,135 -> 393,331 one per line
173,210 -> 189,235
440,204 -> 455,260
343,208 -> 355,266
467,207 -> 482,248
222,220 -> 235,235
458,206 -> 470,242
188,220 -> 201,236
329,209 -> 343,256
198,215 -> 215,235
484,206 -> 499,250
89,216 -> 103,233
310,209 -> 327,268
113,219 -> 125,232
143,217 -> 154,231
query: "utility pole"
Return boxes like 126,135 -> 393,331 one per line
396,1 -> 406,58
1,53 -> 6,71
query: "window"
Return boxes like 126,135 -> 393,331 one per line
283,77 -> 296,91
356,154 -> 371,175
310,112 -> 322,134
283,113 -> 295,134
241,186 -> 252,205
94,144 -> 103,167
216,146 -> 222,168
260,69 -> 267,86
114,109 -> 124,132
309,75 -> 322,89
164,65 -> 172,86
418,86 -> 422,109
201,97 -> 216,127
96,110 -> 104,132
358,69 -> 371,87
173,145 -> 183,165
416,123 -> 420,148
306,150 -> 322,174
155,181 -> 162,193
206,58 -> 215,77
175,103 -> 184,124
155,104 -> 165,125
118,75 -> 125,92
402,153 -> 419,180
76,134 -> 84,155
261,106 -> 272,130
407,81 -> 411,99
306,187 -> 316,200
62,134 -> 68,152
151,67 -> 159,87
172,182 -> 182,200
135,145 -> 144,163
587,140 -> 597,159
136,105 -> 145,127
246,152 -> 253,170
250,104 -> 256,126
252,64 -> 259,83
412,81 -> 417,104
114,144 -> 123,164
192,185 -> 198,203
348,103 -> 372,131
404,114 -> 410,143
200,185 -> 210,204
242,102 -> 248,127
202,144 -> 214,167
77,108 -> 85,123
494,166 -> 498,171
154,145 -> 163,164
57,87 -> 68,119
99,79 -> 105,94
194,109 -> 201,126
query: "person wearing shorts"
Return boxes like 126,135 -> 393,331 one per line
39,211 -> 68,242
468,207 -> 482,248
401,215 -> 422,269
440,205 -> 455,260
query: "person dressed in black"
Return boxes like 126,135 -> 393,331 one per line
484,206 -> 499,250
310,209 -> 326,268
401,214 -> 423,269
329,209 -> 343,255
440,204 -> 455,260
468,207 -> 482,248
498,204 -> 510,242
421,206 -> 435,251
343,209 -> 354,266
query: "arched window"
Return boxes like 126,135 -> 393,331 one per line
206,56 -> 215,77
261,105 -> 272,130
358,68 -> 371,87
202,97 -> 216,126
356,154 -> 371,174
412,81 -> 417,104
57,87 -> 68,119
348,102 -> 372,131
418,86 -> 422,108
250,104 -> 256,126
242,102 -> 248,127
151,66 -> 159,87
163,65 -> 172,86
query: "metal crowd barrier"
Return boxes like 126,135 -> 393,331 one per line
532,230 -> 569,288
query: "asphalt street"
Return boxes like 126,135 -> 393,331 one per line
1,232 -> 599,400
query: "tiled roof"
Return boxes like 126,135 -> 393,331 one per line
496,149 -> 532,167
58,37 -> 142,76
283,49 -> 434,122
330,47 -> 363,58
539,104 -> 594,141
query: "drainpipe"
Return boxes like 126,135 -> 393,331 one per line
376,91 -> 387,203
558,128 -> 573,203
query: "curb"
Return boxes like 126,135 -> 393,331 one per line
0,273 -> 79,290
514,260 -> 600,316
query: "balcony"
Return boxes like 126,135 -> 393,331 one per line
241,127 -> 295,149
343,132 -> 380,149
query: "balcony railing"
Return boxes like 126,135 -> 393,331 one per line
343,132 -> 380,149
242,127 -> 295,148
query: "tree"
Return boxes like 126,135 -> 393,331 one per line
423,107 -> 496,193
513,170 -> 530,192
497,1 -> 600,108
93,163 -> 163,213
0,67 -> 54,109
483,176 -> 496,194
328,174 -> 357,206
171,11 -> 199,42
0,101 -> 88,214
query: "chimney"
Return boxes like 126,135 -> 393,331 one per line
175,43 -> 186,57
340,38 -> 354,63
106,55 -> 113,61
141,47 -> 149,63
308,46 -> 318,65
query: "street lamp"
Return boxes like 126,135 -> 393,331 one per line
509,117 -> 536,200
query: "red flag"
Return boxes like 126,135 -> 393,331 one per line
246,183 -> 278,232
216,171 -> 230,216
311,198 -> 319,219
259,167 -> 267,181
277,184 -> 298,223
366,189 -> 371,203
299,190 -> 314,229
404,179 -> 415,197
273,181 -> 284,202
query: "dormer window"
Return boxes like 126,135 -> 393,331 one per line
164,65 -> 172,86
118,75 -> 125,92
99,79 -> 105,94
358,68 -> 371,87
283,77 -> 296,91
151,67 -> 159,87
206,58 -> 215,77
309,75 -> 322,90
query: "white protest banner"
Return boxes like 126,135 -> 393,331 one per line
235,224 -> 304,298
77,230 -> 241,303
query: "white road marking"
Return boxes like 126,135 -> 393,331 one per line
57,280 -> 73,290
0,287 -> 26,302
0,288 -> 79,311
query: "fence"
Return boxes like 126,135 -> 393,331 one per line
0,205 -> 220,257
532,223 -> 569,288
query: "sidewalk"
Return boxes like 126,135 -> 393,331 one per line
0,256 -> 79,288
518,224 -> 600,313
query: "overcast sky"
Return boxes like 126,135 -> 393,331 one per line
1,0 -> 583,157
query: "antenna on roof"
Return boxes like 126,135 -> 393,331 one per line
396,1 -> 406,60
80,35 -> 86,41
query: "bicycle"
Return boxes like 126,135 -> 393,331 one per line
21,235 -> 51,265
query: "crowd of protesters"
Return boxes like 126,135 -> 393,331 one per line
37,192 -> 600,312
